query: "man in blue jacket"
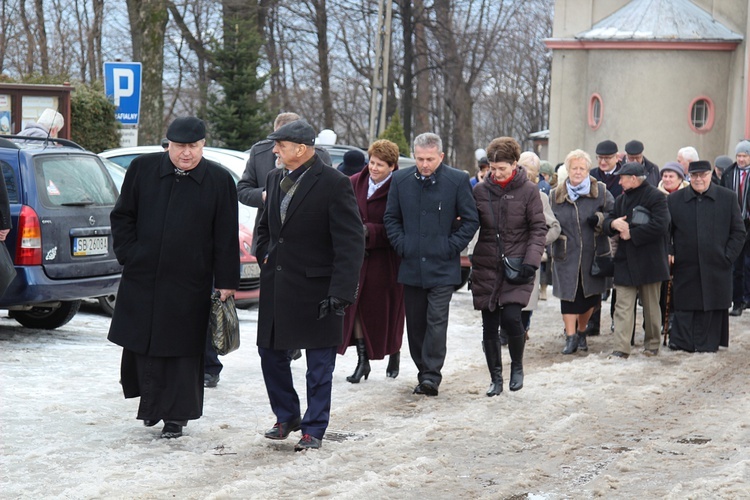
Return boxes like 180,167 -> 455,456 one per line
384,133 -> 479,396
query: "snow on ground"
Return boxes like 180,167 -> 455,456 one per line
1,290 -> 749,499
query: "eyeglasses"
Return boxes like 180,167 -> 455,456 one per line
690,171 -> 712,179
597,155 -> 616,161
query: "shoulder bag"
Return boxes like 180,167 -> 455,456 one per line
589,188 -> 614,278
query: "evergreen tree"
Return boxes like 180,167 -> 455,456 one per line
206,17 -> 270,150
379,114 -> 410,157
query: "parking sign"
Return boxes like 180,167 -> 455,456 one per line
104,62 -> 142,125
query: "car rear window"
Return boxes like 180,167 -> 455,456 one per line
34,155 -> 118,208
1,161 -> 19,203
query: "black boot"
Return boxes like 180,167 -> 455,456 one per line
578,330 -> 588,351
562,333 -> 579,354
584,307 -> 601,336
507,334 -> 525,391
482,340 -> 503,396
346,338 -> 371,383
386,351 -> 400,378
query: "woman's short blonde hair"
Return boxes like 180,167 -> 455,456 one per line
368,139 -> 400,167
564,149 -> 592,172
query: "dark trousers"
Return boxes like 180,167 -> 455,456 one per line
403,284 -> 454,387
731,237 -> 750,304
258,345 -> 336,440
204,334 -> 223,376
482,304 -> 524,341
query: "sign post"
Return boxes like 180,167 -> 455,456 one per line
104,62 -> 142,147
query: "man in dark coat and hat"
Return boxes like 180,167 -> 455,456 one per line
108,117 -> 240,438
254,120 -> 364,451
624,140 -> 660,187
604,162 -> 671,359
667,160 -> 745,352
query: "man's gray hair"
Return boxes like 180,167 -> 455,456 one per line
678,146 -> 699,162
414,132 -> 443,153
274,112 -> 301,131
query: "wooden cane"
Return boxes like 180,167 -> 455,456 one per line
663,265 -> 673,346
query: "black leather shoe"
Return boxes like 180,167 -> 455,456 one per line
143,419 -> 160,427
729,303 -> 744,317
413,380 -> 438,396
161,422 -> 183,438
264,417 -> 302,440
294,434 -> 322,451
608,351 -> 629,360
290,349 -> 303,361
204,373 -> 220,388
386,352 -> 400,378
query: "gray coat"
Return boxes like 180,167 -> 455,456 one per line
549,178 -> 615,301
384,163 -> 479,288
667,184 -> 746,311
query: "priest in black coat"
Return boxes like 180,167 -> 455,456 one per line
108,117 -> 240,438
667,161 -> 746,352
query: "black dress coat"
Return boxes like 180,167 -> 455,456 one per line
667,184 -> 746,311
603,181 -> 671,286
254,155 -> 365,350
108,152 -> 240,357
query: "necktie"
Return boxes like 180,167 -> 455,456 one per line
741,170 -> 747,194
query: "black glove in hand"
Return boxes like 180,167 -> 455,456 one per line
520,264 -> 537,279
317,296 -> 351,319
586,214 -> 599,228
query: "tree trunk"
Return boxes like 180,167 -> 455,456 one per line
398,0 -> 414,145
312,0 -> 333,130
90,0 -> 104,81
432,0 -> 474,172
413,0 -> 430,137
19,0 -> 35,75
33,0 -> 49,75
127,0 -> 168,144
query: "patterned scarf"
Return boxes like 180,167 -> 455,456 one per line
566,176 -> 591,201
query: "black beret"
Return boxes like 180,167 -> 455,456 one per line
478,156 -> 490,167
624,140 -> 644,155
615,162 -> 645,176
268,120 -> 316,146
338,149 -> 366,176
596,140 -> 618,155
166,117 -> 205,143
688,160 -> 712,173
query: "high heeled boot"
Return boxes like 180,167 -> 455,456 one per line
346,338 -> 371,383
507,334 -> 525,391
562,333 -> 579,355
386,351 -> 400,378
578,330 -> 588,351
482,340 -> 503,396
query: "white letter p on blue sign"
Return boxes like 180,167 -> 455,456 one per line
104,62 -> 142,125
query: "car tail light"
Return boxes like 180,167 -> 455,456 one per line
15,205 -> 42,266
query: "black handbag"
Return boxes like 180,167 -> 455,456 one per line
590,254 -> 614,278
0,242 -> 17,298
630,205 -> 651,227
208,291 -> 240,356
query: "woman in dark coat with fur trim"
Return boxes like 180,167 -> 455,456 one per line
339,140 -> 405,382
471,137 -> 547,395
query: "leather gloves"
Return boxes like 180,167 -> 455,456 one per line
520,264 -> 537,279
317,296 -> 350,319
586,214 -> 599,228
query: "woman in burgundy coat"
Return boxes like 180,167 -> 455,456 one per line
339,140 -> 405,383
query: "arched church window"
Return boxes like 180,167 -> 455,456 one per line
689,97 -> 714,133
588,94 -> 602,130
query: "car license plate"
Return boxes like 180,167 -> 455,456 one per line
73,236 -> 108,256
241,262 -> 260,279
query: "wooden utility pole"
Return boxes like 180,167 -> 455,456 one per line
368,0 -> 392,143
